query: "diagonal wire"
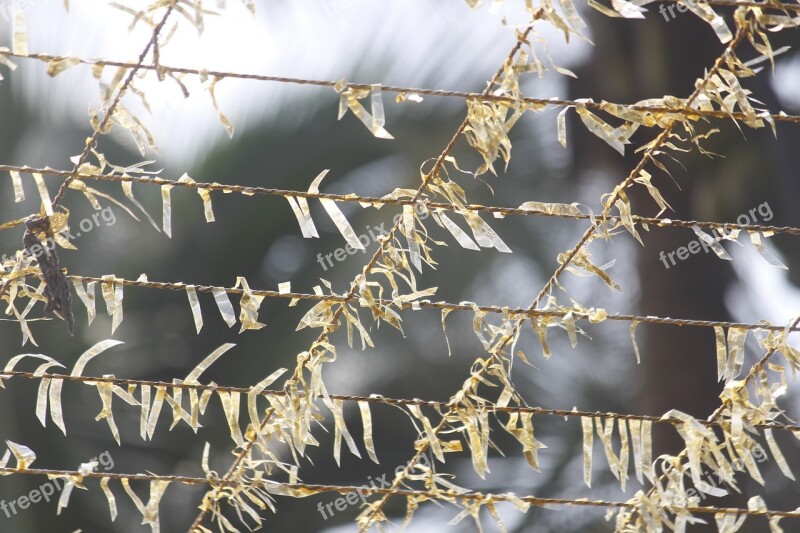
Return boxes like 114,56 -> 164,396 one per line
186,20 -> 539,533
359,17 -> 755,530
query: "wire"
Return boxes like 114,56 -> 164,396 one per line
3,164 -> 799,237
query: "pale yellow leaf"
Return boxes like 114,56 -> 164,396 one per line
72,279 -> 97,325
121,181 -> 160,232
32,173 -> 53,216
185,285 -> 203,333
100,477 -> 118,521
209,77 -> 234,137
6,440 -> 35,469
765,429 -> 795,480
71,339 -> 124,377
185,343 -> 236,384
161,184 -> 173,238
749,231 -> 787,269
715,325 -> 727,382
581,415 -> 593,487
433,211 -> 479,251
101,276 -> 124,333
10,170 -> 24,202
12,8 -> 28,56
285,196 -> 319,238
212,288 -> 236,328
358,400 -> 379,463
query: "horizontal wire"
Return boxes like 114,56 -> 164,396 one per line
1,466 -> 799,520
65,273 -> 800,333
2,164 -> 799,237
2,368 -> 798,433
2,51 -> 800,126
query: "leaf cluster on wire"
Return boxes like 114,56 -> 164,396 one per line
2,0 -> 800,532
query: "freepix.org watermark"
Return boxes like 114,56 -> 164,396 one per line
0,0 -> 45,22
667,443 -> 769,509
1,206 -> 117,272
658,201 -> 773,270
316,206 -> 430,271
658,0 -> 698,21
316,454 -> 431,520
0,450 -> 114,519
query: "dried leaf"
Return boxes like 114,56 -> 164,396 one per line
32,173 -> 54,216
749,231 -> 787,269
121,181 -> 160,232
121,478 -> 170,532
576,105 -> 625,155
101,275 -> 124,333
581,415 -> 593,487
765,429 -> 795,480
641,420 -> 653,481
681,0 -> 732,43
519,200 -> 584,217
558,0 -> 587,30
462,210 -> 511,253
633,170 -> 671,216
184,343 -> 236,383
217,390 -> 244,446
286,196 -> 319,238
330,398 -> 361,465
71,339 -> 124,377
715,325 -> 727,382
403,205 -> 422,272
309,170 -> 365,250
177,174 -> 215,223
610,0 -> 646,18
100,477 -> 118,521
10,170 -> 24,202
47,57 -> 81,77
49,378 -> 66,435
95,381 -> 121,444
140,385 -> 151,440
563,311 -> 578,348
432,211 -> 480,251
212,288 -> 236,328
34,360 -> 65,427
630,320 -> 642,364
6,440 -> 35,469
725,327 -> 747,382
12,8 -> 28,55
186,285 -> 203,333
161,184 -> 173,238
146,386 -> 167,440
629,418 -> 643,484
334,80 -> 394,139
72,279 -> 97,325
209,77 -> 234,137
692,225 -> 732,261
409,404 -> 444,463
234,277 -> 266,332
618,418 -> 630,491
358,400 -> 379,463
247,367 -> 287,433
557,106 -> 570,147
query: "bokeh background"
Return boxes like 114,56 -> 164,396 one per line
1,1 -> 800,531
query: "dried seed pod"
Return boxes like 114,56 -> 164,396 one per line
23,216 -> 74,335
